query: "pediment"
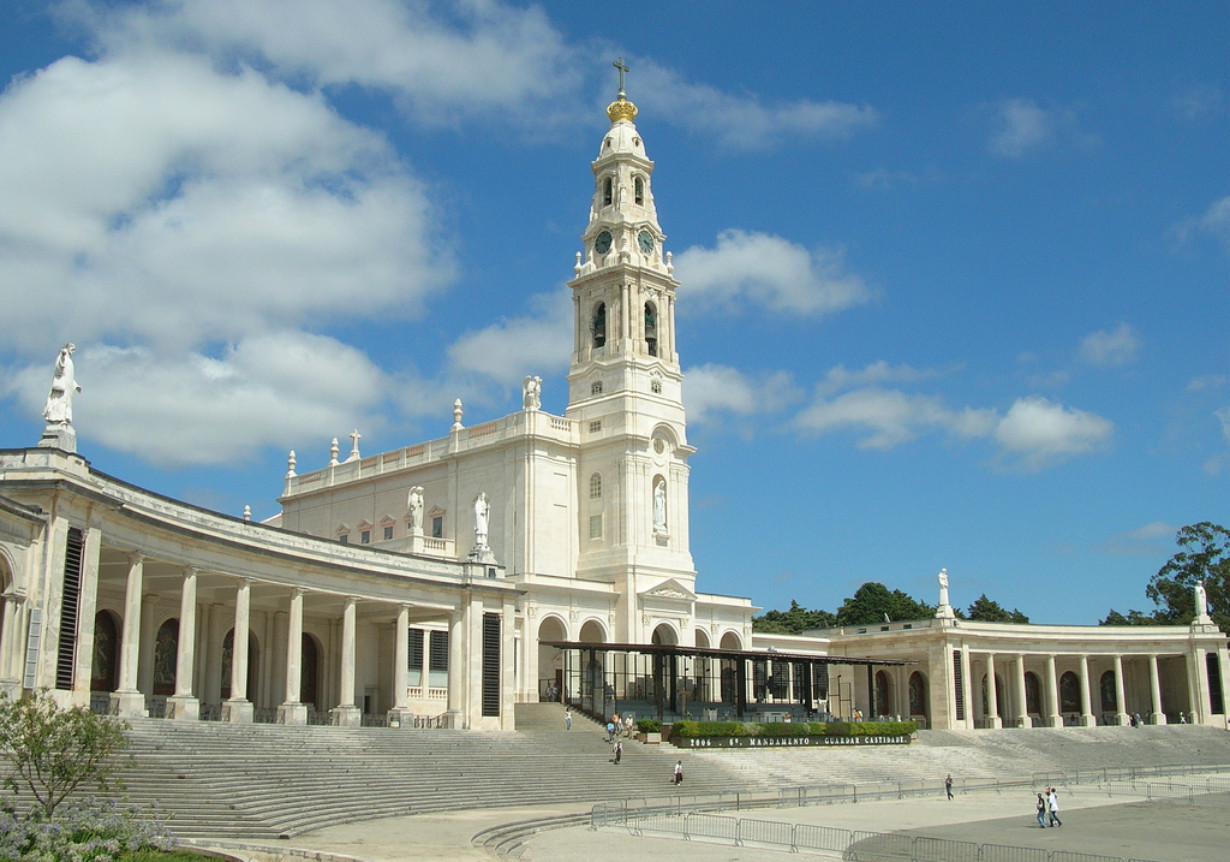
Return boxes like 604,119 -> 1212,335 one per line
640,578 -> 696,603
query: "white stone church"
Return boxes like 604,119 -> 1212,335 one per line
1,82 -> 1227,734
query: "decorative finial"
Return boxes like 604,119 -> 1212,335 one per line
607,57 -> 638,123
243,505 -> 251,522
329,437 -> 339,466
286,450 -> 297,478
452,398 -> 464,431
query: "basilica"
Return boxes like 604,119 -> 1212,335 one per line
1,81 -> 1227,734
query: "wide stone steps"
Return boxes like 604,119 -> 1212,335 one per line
98,710 -> 747,839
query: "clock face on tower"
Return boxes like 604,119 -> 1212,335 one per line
595,230 -> 612,255
638,230 -> 654,254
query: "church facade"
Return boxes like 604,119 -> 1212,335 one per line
0,83 -> 1227,732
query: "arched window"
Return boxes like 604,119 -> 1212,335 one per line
153,619 -> 178,696
908,671 -> 928,718
1059,671 -> 1080,713
589,473 -> 602,499
875,670 -> 891,717
603,177 -> 613,206
592,302 -> 606,348
591,381 -> 603,395
644,301 -> 658,357
1100,670 -> 1117,713
91,610 -> 120,693
1024,671 -> 1042,715
634,177 -> 644,205
651,379 -> 662,394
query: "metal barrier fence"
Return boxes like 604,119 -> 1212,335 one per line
592,761 -> 1230,861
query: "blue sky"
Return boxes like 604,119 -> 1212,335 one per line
1,1 -> 1227,625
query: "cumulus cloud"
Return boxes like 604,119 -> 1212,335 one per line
71,0 -> 581,126
633,59 -> 879,150
989,98 -> 1054,157
446,291 -> 573,387
673,230 -> 874,316
1079,323 -> 1139,367
792,370 -> 1112,470
6,333 -> 388,466
1175,195 -> 1230,252
993,396 -> 1114,469
683,363 -> 800,425
795,388 -> 997,449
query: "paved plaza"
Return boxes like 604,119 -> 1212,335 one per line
227,779 -> 1229,861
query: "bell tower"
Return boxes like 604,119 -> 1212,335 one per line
566,61 -> 696,642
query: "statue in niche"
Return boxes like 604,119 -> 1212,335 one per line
407,486 -> 424,535
652,479 -> 667,532
42,343 -> 81,425
522,375 -> 542,410
474,492 -> 490,548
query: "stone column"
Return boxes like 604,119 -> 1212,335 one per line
111,553 -> 147,717
1113,654 -> 1129,725
278,588 -> 307,725
445,608 -> 465,726
1078,654 -> 1096,726
985,653 -> 1002,728
1014,654 -> 1030,728
1045,655 -> 1062,727
1148,653 -> 1166,724
0,592 -> 27,695
223,579 -> 253,723
203,603 -> 224,712
388,604 -> 414,728
330,596 -> 361,726
1189,647 -> 1211,724
167,566 -> 200,720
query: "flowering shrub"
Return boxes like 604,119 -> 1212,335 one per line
0,797 -> 174,861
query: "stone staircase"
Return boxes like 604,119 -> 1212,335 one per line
29,709 -> 1230,842
89,703 -> 749,840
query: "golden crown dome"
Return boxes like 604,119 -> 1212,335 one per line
606,95 -> 638,123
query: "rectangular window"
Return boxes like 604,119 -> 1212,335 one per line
482,613 -> 501,717
429,629 -> 449,688
589,514 -> 602,540
1208,652 -> 1225,715
55,527 -> 84,691
383,525 -> 394,541
432,516 -> 443,538
408,628 -> 424,687
953,650 -> 965,721
589,420 -> 602,432
360,530 -> 371,544
339,534 -> 348,544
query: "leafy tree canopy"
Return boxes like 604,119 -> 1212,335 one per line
752,600 -> 836,634
965,593 -> 1029,623
835,582 -> 934,626
1102,522 -> 1230,630
0,691 -> 131,820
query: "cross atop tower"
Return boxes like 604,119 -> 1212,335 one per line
613,57 -> 629,97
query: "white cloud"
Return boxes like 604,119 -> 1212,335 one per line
1195,195 -> 1230,250
7,333 -> 388,466
990,98 -> 1053,157
683,363 -> 799,425
634,60 -> 879,150
674,230 -> 874,317
993,396 -> 1114,470
1098,521 -> 1175,556
446,291 -> 572,387
816,361 -> 947,397
1079,323 -> 1139,367
0,47 -> 452,354
73,0 -> 580,125
794,388 -> 997,449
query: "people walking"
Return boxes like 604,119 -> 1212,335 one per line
564,707 -> 571,730
613,740 -> 622,765
945,774 -> 954,800
1048,788 -> 1062,827
1036,792 -> 1047,827
673,760 -> 683,785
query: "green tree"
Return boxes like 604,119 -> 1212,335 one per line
752,600 -> 836,633
965,593 -> 1029,623
0,691 -> 131,820
834,582 -> 933,625
1103,522 -> 1230,630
